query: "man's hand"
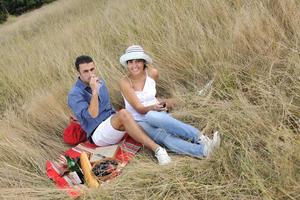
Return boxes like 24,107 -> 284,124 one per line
89,75 -> 99,94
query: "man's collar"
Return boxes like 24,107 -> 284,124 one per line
75,77 -> 89,90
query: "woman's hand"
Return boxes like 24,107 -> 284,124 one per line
165,98 -> 176,110
157,98 -> 176,111
152,102 -> 168,112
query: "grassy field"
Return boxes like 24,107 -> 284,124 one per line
0,0 -> 299,199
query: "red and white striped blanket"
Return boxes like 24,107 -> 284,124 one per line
46,134 -> 142,198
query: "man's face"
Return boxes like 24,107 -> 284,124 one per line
78,62 -> 96,85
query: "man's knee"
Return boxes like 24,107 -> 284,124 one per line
118,109 -> 132,122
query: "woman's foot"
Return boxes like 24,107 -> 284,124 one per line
202,131 -> 221,158
197,134 -> 210,144
212,131 -> 221,148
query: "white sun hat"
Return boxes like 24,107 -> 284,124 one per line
119,45 -> 153,67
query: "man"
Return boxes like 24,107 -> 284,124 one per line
68,55 -> 171,165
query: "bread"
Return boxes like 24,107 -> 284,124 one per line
80,152 -> 99,188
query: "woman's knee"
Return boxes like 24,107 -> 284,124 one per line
145,111 -> 164,122
152,128 -> 169,142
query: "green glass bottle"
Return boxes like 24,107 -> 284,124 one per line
65,155 -> 85,184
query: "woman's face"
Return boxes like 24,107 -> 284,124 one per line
127,59 -> 145,76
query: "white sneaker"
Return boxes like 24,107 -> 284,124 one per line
155,147 -> 171,165
203,132 -> 221,158
198,134 -> 210,144
202,138 -> 213,157
212,131 -> 221,148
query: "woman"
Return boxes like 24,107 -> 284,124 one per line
119,45 -> 220,158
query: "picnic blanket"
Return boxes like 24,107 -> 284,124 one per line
46,134 -> 142,198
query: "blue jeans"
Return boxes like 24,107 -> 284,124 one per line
137,111 -> 205,157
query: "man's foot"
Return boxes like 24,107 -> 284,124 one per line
155,147 -> 171,165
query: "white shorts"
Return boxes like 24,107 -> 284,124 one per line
91,115 -> 125,146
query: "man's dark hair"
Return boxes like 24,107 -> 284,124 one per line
75,55 -> 93,71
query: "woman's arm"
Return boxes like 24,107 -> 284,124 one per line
157,97 -> 176,110
119,78 -> 163,114
148,66 -> 176,110
147,65 -> 159,81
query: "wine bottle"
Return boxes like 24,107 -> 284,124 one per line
65,155 -> 85,184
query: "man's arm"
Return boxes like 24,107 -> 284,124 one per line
68,77 -> 100,121
68,92 -> 95,121
87,75 -> 100,118
88,90 -> 99,118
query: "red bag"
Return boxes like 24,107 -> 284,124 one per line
63,118 -> 87,145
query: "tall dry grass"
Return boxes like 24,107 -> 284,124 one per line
0,0 -> 299,199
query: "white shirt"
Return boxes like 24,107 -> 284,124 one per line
123,75 -> 158,121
